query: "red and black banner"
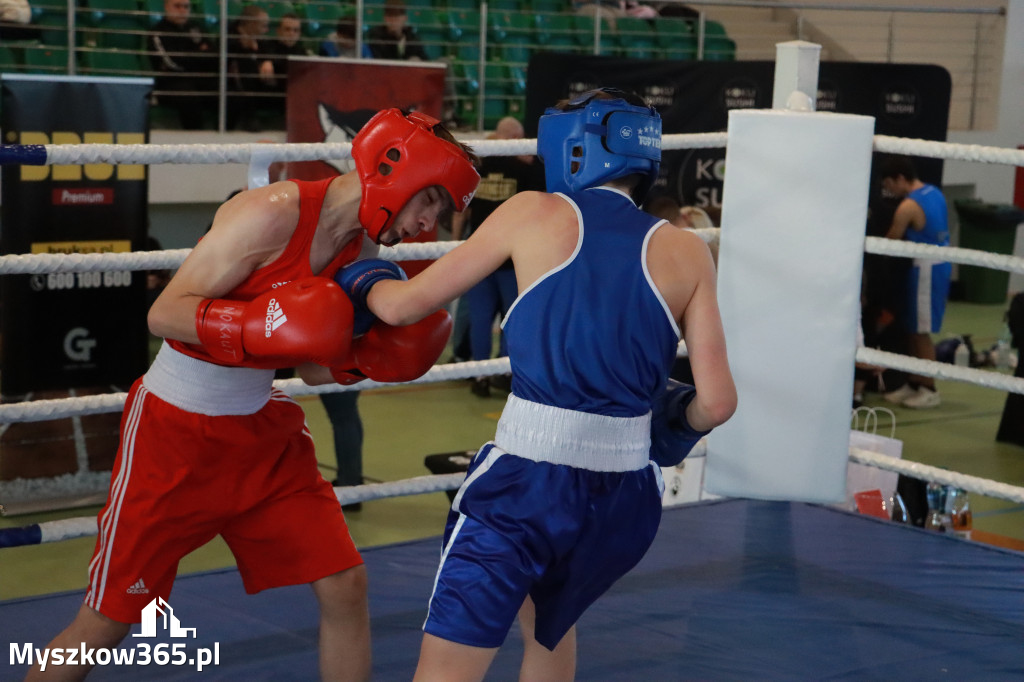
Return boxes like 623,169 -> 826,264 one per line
1,75 -> 152,395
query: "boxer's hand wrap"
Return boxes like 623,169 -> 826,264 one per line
650,379 -> 711,468
335,259 -> 407,336
330,309 -> 452,384
195,277 -> 354,368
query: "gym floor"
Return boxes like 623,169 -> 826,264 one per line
1,300 -> 1022,603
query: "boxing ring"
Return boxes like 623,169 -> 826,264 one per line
3,46 -> 1024,679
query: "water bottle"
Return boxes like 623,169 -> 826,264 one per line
954,337 -> 970,367
925,481 -> 947,532
890,492 -> 910,524
949,487 -> 973,540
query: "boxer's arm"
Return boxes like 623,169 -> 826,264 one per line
884,198 -> 924,240
365,192 -> 552,325
679,243 -> 737,432
148,183 -> 300,343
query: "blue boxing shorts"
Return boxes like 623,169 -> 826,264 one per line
906,259 -> 952,333
422,442 -> 664,651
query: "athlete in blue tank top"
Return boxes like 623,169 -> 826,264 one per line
505,186 -> 679,417
881,155 -> 951,409
342,88 -> 737,681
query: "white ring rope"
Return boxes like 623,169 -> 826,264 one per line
0,230 -> 721,275
18,133 -> 730,167
865,237 -> 1024,275
856,348 -> 1024,395
0,357 -> 512,424
873,135 -> 1024,166
8,133 -> 1023,168
11,435 -> 1024,547
850,448 -> 1024,504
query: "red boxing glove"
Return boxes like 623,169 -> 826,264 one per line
331,310 -> 452,383
196,277 -> 354,368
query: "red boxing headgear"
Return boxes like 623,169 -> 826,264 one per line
352,109 -> 479,244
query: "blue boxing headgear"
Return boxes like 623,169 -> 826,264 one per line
537,88 -> 662,202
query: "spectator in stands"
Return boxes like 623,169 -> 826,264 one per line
655,2 -> 700,19
148,0 -> 216,130
227,4 -> 274,130
264,13 -> 311,118
366,0 -> 428,61
574,1 -> 658,29
320,16 -> 373,59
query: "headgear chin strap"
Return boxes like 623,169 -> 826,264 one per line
352,109 -> 480,245
537,88 -> 662,203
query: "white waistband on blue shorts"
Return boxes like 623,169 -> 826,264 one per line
494,393 -> 651,472
142,341 -> 275,416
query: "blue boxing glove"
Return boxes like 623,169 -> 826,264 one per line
335,259 -> 407,336
650,379 -> 711,467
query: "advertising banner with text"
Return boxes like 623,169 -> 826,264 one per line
1,74 -> 152,396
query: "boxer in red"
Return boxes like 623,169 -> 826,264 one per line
27,109 -> 479,681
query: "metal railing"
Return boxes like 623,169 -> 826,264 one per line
0,1 -> 1007,132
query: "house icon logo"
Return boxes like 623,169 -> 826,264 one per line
132,597 -> 197,639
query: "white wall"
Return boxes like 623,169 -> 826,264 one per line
943,0 -> 1023,203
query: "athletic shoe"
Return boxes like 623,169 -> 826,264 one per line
883,384 -> 918,404
903,387 -> 941,409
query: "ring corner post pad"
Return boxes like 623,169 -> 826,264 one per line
704,108 -> 875,504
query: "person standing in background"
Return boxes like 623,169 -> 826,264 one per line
879,155 -> 951,409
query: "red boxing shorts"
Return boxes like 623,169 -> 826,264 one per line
85,379 -> 362,624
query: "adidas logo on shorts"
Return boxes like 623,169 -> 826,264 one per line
127,578 -> 149,595
265,299 -> 288,338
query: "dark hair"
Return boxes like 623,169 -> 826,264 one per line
384,0 -> 406,16
335,17 -> 357,39
645,194 -> 682,221
423,115 -> 480,168
554,87 -> 648,112
878,155 -> 918,182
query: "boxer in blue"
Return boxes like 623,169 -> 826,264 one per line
880,155 -> 952,409
340,88 -> 737,681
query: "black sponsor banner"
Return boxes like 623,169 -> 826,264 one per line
1,75 -> 152,395
525,56 -> 950,219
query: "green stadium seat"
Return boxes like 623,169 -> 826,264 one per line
703,36 -> 736,61
445,7 -> 481,42
187,0 -> 221,29
488,9 -> 531,42
453,42 -> 481,65
408,8 -> 449,61
655,17 -> 696,60
303,2 -> 349,38
260,1 -> 296,21
444,0 -> 478,10
22,45 -> 69,74
35,0 -> 70,46
535,13 -> 581,53
615,16 -> 657,60
528,0 -> 564,14
572,14 -> 615,55
82,48 -> 145,75
362,6 -> 383,35
0,45 -> 22,73
488,0 -> 522,10
705,20 -> 728,37
483,62 -> 511,129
